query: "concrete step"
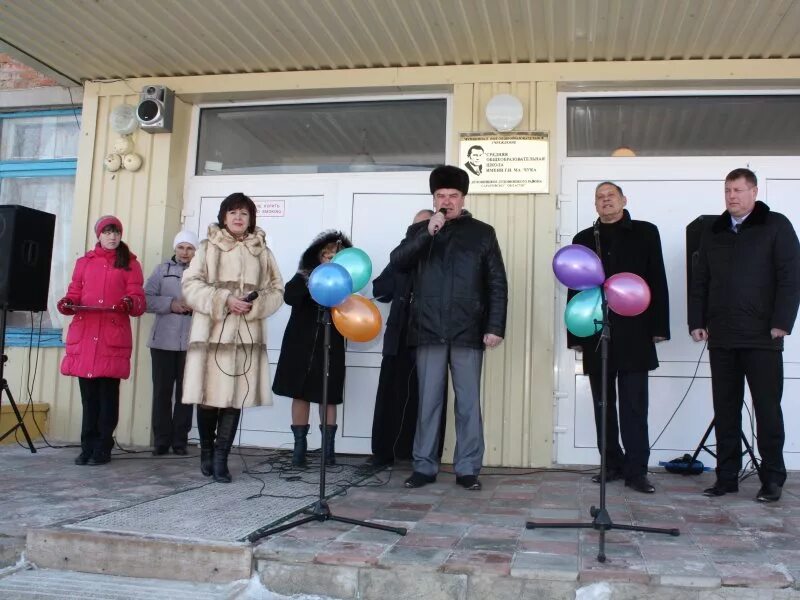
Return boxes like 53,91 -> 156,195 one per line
0,568 -> 230,599
0,568 -> 338,600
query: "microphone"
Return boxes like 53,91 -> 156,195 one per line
433,207 -> 447,234
243,291 -> 259,302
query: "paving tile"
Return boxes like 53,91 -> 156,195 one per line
442,550 -> 513,576
378,545 -> 452,567
314,541 -> 388,567
714,561 -> 794,588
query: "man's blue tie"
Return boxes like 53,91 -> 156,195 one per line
732,223 -> 740,234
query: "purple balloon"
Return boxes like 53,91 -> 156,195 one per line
552,245 -> 605,290
604,272 -> 651,317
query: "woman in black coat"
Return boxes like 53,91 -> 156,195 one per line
272,231 -> 352,467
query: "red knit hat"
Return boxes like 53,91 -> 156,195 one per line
94,215 -> 123,238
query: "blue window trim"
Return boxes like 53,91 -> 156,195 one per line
5,327 -> 64,348
0,159 -> 78,178
0,108 -> 81,347
0,109 -> 81,119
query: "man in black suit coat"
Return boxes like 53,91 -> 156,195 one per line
568,181 -> 670,494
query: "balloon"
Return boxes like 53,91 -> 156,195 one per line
332,247 -> 372,293
552,245 -> 605,290
604,272 -> 651,317
308,263 -> 352,308
332,294 -> 382,342
564,287 -> 603,337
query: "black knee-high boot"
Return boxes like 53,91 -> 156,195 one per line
197,407 -> 219,477
319,424 -> 338,466
290,424 -> 310,467
213,408 -> 241,483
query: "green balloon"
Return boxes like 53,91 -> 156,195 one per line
332,247 -> 372,293
564,287 -> 603,337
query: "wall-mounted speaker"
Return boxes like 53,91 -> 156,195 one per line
136,85 -> 174,133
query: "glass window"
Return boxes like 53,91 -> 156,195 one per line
567,95 -> 800,157
0,113 -> 81,160
196,99 -> 447,175
0,110 -> 80,338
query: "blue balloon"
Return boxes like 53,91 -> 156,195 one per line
308,263 -> 352,307
564,287 -> 603,337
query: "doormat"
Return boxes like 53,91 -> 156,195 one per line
66,452 -> 388,543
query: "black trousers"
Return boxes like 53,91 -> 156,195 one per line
150,348 -> 193,449
588,370 -> 649,480
78,377 -> 120,454
709,348 -> 786,486
371,350 -> 447,461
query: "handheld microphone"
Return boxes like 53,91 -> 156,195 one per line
433,207 -> 447,234
243,291 -> 259,302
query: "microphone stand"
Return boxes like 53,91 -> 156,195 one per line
0,303 -> 37,452
247,307 -> 406,542
526,288 -> 678,562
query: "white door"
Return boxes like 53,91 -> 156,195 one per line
555,159 -> 800,470
183,172 -> 430,454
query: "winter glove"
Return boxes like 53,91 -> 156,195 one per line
57,297 -> 75,315
113,296 -> 134,314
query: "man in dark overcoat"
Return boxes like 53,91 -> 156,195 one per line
568,181 -> 670,494
689,168 -> 800,503
369,209 -> 449,467
390,165 -> 507,491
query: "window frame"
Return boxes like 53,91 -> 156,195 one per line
0,108 -> 81,348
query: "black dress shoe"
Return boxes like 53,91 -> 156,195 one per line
756,482 -> 782,503
366,455 -> 393,468
455,475 -> 482,490
172,446 -> 188,455
703,481 -> 739,497
591,468 -> 623,484
404,471 -> 436,488
74,451 -> 90,466
625,476 -> 655,494
87,451 -> 111,466
152,445 -> 169,456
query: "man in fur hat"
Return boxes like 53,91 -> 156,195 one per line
390,165 -> 508,491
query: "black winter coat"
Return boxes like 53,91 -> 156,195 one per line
389,210 -> 508,349
271,231 -> 351,405
372,263 -> 412,357
567,210 -> 670,375
688,201 -> 800,351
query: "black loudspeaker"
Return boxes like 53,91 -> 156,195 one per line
0,205 -> 56,311
685,215 -> 717,308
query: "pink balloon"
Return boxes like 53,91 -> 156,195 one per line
552,244 -> 605,290
604,273 -> 651,317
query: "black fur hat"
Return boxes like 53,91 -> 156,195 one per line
429,165 -> 469,196
299,230 -> 353,273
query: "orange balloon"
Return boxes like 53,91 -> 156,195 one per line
332,295 -> 382,342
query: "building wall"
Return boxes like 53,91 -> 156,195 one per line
15,59 -> 798,464
0,54 -> 58,90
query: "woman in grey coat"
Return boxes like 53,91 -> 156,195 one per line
145,230 -> 199,455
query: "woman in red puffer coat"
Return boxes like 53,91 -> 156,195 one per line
57,215 -> 145,466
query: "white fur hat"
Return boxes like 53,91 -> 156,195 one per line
173,230 -> 199,249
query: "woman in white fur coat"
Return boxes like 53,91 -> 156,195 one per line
182,193 -> 284,483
